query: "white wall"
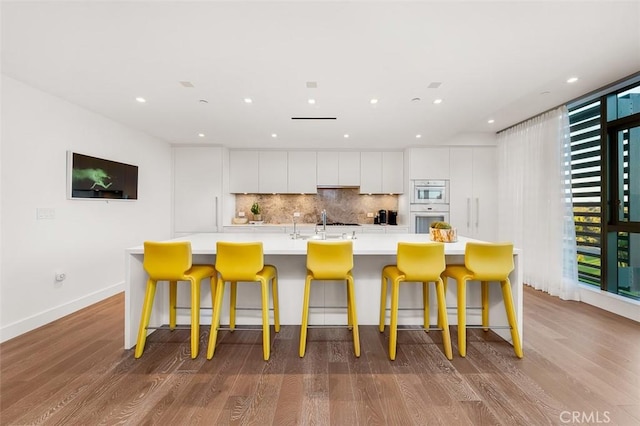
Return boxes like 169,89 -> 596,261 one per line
0,75 -> 173,342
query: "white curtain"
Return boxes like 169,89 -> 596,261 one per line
497,106 -> 580,300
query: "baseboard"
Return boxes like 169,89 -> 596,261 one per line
579,284 -> 640,323
0,282 -> 124,343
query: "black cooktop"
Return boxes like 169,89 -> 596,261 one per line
316,222 -> 361,226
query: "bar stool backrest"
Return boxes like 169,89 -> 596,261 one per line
306,240 -> 353,280
397,242 -> 445,281
465,242 -> 514,281
216,241 -> 264,280
143,241 -> 192,280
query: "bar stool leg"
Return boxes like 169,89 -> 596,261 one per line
260,278 -> 270,360
135,279 -> 158,358
435,278 -> 453,360
229,281 -> 237,332
299,277 -> 312,357
457,279 -> 467,357
189,278 -> 200,358
481,281 -> 489,331
379,272 -> 389,332
423,281 -> 430,331
500,279 -> 523,358
346,276 -> 360,357
207,278 -> 225,359
271,275 -> 280,333
389,278 -> 400,360
169,281 -> 177,330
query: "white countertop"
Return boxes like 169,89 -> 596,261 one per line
126,232 -> 490,256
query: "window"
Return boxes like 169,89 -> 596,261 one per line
568,76 -> 640,300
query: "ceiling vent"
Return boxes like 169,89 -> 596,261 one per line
291,117 -> 337,120
428,82 -> 442,89
306,81 -> 318,88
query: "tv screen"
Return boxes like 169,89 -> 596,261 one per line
68,152 -> 138,200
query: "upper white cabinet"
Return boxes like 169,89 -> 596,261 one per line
288,151 -> 317,193
317,151 -> 360,186
229,150 -> 259,193
360,151 -> 404,194
258,151 -> 288,193
229,150 -> 316,193
173,146 -> 222,234
409,147 -> 450,179
449,147 -> 497,240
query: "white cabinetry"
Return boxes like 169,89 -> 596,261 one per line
317,151 -> 360,186
360,151 -> 404,194
409,147 -> 450,179
229,150 -> 259,193
173,146 -> 222,234
259,151 -> 287,193
449,147 -> 497,240
288,151 -> 317,193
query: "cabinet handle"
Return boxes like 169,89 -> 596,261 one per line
475,198 -> 480,229
466,198 -> 471,229
215,196 -> 219,229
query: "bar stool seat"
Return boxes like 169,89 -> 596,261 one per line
379,242 -> 453,360
207,241 -> 280,361
441,242 -> 523,358
135,241 -> 216,359
300,240 -> 360,358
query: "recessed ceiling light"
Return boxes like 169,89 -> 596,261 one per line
180,81 -> 195,88
308,99 -> 316,104
271,133 -> 277,138
135,97 -> 146,103
199,99 -> 209,104
244,98 -> 253,104
344,134 -> 350,138
411,97 -> 421,102
428,82 -> 442,89
487,119 -> 495,124
567,77 -> 579,84
416,134 -> 422,138
198,133 -> 205,137
433,99 -> 443,104
370,99 -> 378,104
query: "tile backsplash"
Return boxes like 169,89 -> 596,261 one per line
235,188 -> 398,224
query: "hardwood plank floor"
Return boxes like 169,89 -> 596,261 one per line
1,286 -> 639,425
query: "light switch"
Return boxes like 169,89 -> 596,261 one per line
36,208 -> 55,220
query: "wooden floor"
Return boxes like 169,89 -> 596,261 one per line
1,286 -> 639,425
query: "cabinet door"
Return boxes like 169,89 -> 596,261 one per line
338,151 -> 361,186
382,151 -> 404,194
229,151 -> 259,193
317,151 -> 340,186
259,151 -> 287,193
409,147 -> 450,179
173,147 -> 222,233
359,151 -> 382,194
288,151 -> 317,193
472,147 -> 497,241
449,147 -> 474,236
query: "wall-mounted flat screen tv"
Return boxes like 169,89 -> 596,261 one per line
67,151 -> 138,200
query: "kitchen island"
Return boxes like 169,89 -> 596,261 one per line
124,232 -> 522,350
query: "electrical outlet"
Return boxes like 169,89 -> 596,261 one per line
37,208 -> 55,220
238,211 -> 245,217
367,212 -> 374,218
293,212 -> 301,217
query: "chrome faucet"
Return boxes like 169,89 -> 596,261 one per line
292,214 -> 299,239
321,209 -> 327,233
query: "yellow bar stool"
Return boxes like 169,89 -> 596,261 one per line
300,240 -> 360,358
379,242 -> 453,361
135,241 -> 216,359
441,242 -> 523,358
207,242 -> 280,361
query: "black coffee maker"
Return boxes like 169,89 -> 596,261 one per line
378,209 -> 387,224
387,210 -> 398,225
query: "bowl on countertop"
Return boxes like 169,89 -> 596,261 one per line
232,217 -> 249,224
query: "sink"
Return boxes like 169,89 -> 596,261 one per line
291,233 -> 355,240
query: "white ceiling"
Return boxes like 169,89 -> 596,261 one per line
2,1 -> 640,149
